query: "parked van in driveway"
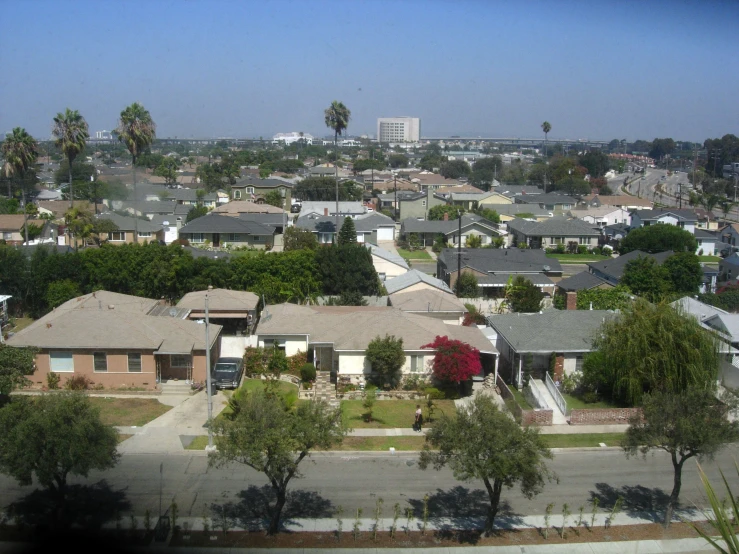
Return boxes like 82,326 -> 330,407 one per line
213,357 -> 244,389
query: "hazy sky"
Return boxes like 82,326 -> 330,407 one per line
1,0 -> 737,142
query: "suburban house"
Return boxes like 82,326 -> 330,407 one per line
0,215 -> 28,245
629,209 -> 697,234
119,200 -> 178,219
568,206 -> 631,228
212,201 -> 284,216
296,211 -> 396,244
506,216 -> 600,249
603,222 -> 630,243
445,191 -> 510,211
94,212 -> 166,244
694,208 -> 719,230
515,193 -> 578,212
255,303 -> 496,384
487,309 -> 615,388
176,288 -> 259,335
436,247 -> 562,297
695,229 -> 719,257
497,185 -> 544,197
124,185 -> 226,208
556,271 -> 614,292
400,214 -> 504,248
231,176 -> 293,209
718,223 -> 739,256
298,201 -> 367,219
489,204 -> 551,222
582,193 -> 652,211
367,245 -> 409,281
410,171 -> 461,191
37,200 -> 95,220
719,253 -> 739,282
587,250 -> 674,286
386,271 -> 466,323
177,213 -> 276,249
399,190 -> 448,220
475,191 -> 516,207
6,291 -> 222,389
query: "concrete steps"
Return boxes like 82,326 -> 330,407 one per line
313,371 -> 339,410
160,380 -> 192,396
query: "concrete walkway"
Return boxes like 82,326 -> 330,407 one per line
531,379 -> 568,425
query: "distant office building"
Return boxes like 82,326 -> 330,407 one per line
377,117 -> 420,143
272,132 -> 313,146
95,130 -> 113,140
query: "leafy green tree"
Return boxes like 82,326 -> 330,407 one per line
465,234 -> 482,248
365,335 -> 406,389
419,394 -> 554,536
154,156 -> 180,185
283,227 -> 318,251
388,154 -> 408,168
455,272 -> 479,298
469,156 -> 503,190
209,390 -> 346,535
578,150 -> 610,178
587,299 -> 720,405
352,158 -> 385,173
556,285 -> 632,311
115,102 -> 156,243
620,256 -> 673,301
623,388 -> 739,526
506,276 -> 543,313
294,177 -> 361,202
186,205 -> 209,223
662,252 -> 702,294
0,392 -> 120,524
337,216 -> 357,245
46,279 -> 82,309
0,345 -> 38,398
53,159 -> 95,189
440,160 -> 471,179
264,190 -> 284,208
52,109 -> 89,209
432,233 -> 448,253
620,223 -> 697,254
475,207 -> 500,224
427,204 -> 461,221
649,138 -> 676,161
315,244 -> 379,295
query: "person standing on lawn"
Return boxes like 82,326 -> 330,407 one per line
414,404 -> 423,432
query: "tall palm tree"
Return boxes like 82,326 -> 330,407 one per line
52,108 -> 90,209
324,101 -> 351,237
541,121 -> 551,192
2,127 -> 39,244
115,102 -> 156,243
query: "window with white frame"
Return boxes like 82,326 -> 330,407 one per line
50,351 -> 74,372
128,353 -> 142,372
93,352 -> 107,372
246,187 -> 254,194
138,231 -> 152,238
551,237 -> 564,244
170,354 -> 190,368
579,236 -> 590,244
234,190 -> 242,199
227,233 -> 239,242
110,231 -> 126,242
410,355 -> 423,373
190,233 -> 205,243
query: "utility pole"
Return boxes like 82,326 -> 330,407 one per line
205,286 -> 215,451
394,172 -> 398,221
457,210 -> 462,295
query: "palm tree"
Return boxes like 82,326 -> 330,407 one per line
2,127 -> 39,244
115,102 -> 156,243
541,121 -> 551,192
325,101 -> 351,235
52,109 -> 90,209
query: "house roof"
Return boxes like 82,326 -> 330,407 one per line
516,193 -> 578,205
389,288 -> 467,314
257,303 -> 495,353
441,185 -> 487,196
238,213 -> 287,227
411,173 -> 460,186
212,201 -> 284,215
384,269 -> 453,295
720,253 -> 739,268
177,288 -> 259,312
298,201 -> 366,217
438,247 -> 563,275
121,200 -> 177,214
506,216 -> 600,237
583,194 -> 652,208
487,204 -> 551,218
232,176 -> 293,189
132,184 -> 219,203
178,213 -> 276,236
702,313 -> 739,343
694,229 -> 718,240
556,271 -> 613,292
296,211 -> 394,234
0,214 -> 27,231
95,212 -> 163,233
632,209 -> 698,222
671,296 -> 727,321
568,206 -> 626,219
36,200 -> 93,218
367,245 -> 409,270
587,250 -> 674,281
488,310 -> 616,353
496,185 -> 544,197
476,273 -> 555,287
400,214 -> 500,235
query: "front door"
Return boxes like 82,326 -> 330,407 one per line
212,233 -> 220,247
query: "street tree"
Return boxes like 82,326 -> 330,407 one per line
455,272 -> 479,298
365,335 -> 406,389
283,227 -> 318,251
419,394 -> 555,536
421,335 -> 481,384
0,392 -> 119,524
52,109 -> 89,209
649,138 -> 676,162
623,388 -> 739,526
294,177 -> 362,202
619,223 -> 697,254
337,216 -> 357,245
315,244 -> 380,295
0,345 -> 38,400
505,275 -> 543,313
586,299 -> 720,405
2,128 -> 39,244
440,160 -> 471,179
579,150 -> 610,178
115,102 -> 156,243
264,190 -> 283,208
209,390 -> 346,535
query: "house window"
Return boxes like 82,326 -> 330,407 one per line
246,187 -> 254,194
575,356 -> 584,373
170,355 -> 190,368
234,190 -> 242,199
579,236 -> 590,244
422,200 -> 426,207
49,351 -> 74,373
227,233 -> 239,242
411,355 -> 423,373
138,231 -> 152,238
551,237 -> 564,244
2,232 -> 12,240
110,231 -> 126,242
128,353 -> 142,373
190,233 -> 205,243
93,352 -> 107,372
252,235 -> 262,241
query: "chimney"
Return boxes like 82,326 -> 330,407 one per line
566,291 -> 577,310
443,212 -> 449,221
324,208 -> 329,216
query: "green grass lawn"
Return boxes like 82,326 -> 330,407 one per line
89,398 -> 172,427
396,247 -> 432,260
509,388 -> 533,410
9,317 -> 34,333
218,378 -> 299,419
341,399 -> 456,428
698,255 -> 720,262
560,393 -> 623,411
545,253 -> 610,263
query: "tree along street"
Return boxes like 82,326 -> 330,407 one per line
1,447 -> 736,521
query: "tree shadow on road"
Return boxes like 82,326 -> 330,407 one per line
590,482 -> 698,522
211,484 -> 334,532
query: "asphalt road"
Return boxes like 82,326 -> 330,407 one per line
2,447 -> 737,521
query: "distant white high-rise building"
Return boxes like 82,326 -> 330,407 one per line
95,130 -> 113,140
376,117 -> 420,143
272,132 -> 313,146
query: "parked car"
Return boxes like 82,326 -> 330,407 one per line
213,357 -> 244,389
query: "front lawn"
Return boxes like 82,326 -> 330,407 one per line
219,378 -> 299,419
396,247 -> 432,260
698,255 -> 720,262
341,399 -> 456,428
560,393 -> 624,411
545,253 -> 610,263
509,387 -> 533,410
89,398 -> 172,427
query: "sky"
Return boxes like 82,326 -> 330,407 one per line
1,0 -> 737,143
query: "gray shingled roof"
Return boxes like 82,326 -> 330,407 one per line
556,271 -> 612,292
496,185 -> 544,196
488,204 -> 551,217
297,212 -> 394,233
587,250 -> 674,281
179,213 -> 275,235
488,310 -> 616,353
95,212 -> 162,232
634,209 -> 698,222
384,269 -> 452,294
389,288 -> 467,314
400,214 -> 499,235
506,216 -> 600,237
438,247 -> 563,274
232,177 -> 293,189
515,193 -> 578,205
477,273 -> 555,287
367,245 -> 409,269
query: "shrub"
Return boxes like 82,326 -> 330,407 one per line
287,350 -> 308,376
243,347 -> 270,376
554,243 -> 565,254
300,363 -> 316,383
46,372 -> 60,390
577,245 -> 588,255
581,391 -> 600,404
402,374 -> 425,392
424,387 -> 445,400
64,374 -> 92,391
